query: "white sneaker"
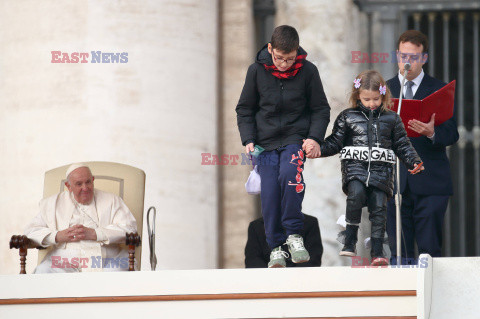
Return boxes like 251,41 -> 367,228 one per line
286,234 -> 310,263
268,246 -> 289,268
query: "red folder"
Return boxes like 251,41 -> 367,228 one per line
390,80 -> 456,137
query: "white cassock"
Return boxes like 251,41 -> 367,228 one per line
24,189 -> 137,273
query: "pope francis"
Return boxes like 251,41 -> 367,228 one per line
24,163 -> 137,273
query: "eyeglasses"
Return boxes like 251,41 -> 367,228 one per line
272,51 -> 297,65
397,51 -> 427,64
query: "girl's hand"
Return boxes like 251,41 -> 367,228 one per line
408,162 -> 424,175
302,139 -> 321,158
245,143 -> 255,154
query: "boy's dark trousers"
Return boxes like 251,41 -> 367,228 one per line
346,180 -> 388,239
256,144 -> 306,250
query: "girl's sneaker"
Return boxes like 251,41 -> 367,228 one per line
370,237 -> 388,266
339,224 -> 359,257
339,245 -> 357,257
371,257 -> 389,266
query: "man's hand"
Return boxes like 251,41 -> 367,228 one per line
55,225 -> 97,243
245,143 -> 255,154
302,139 -> 321,158
408,113 -> 435,138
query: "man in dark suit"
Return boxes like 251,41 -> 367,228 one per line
386,30 -> 459,263
245,213 -> 323,268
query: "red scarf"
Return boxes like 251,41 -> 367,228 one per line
263,53 -> 307,79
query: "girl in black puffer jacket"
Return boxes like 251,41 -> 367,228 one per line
312,70 -> 423,266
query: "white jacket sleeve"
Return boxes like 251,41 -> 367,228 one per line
95,195 -> 137,245
24,198 -> 58,247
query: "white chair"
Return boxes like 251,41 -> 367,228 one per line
10,161 -> 144,273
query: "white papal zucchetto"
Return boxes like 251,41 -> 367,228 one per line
65,163 -> 90,179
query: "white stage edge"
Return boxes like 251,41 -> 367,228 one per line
1,255 -> 479,318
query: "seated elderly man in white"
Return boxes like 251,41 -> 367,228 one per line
25,163 -> 137,273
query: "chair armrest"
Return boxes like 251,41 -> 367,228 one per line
10,235 -> 32,250
10,235 -> 47,274
125,232 -> 141,271
10,235 -> 46,250
10,235 -> 32,274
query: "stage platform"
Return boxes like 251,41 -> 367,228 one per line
1,255 -> 479,319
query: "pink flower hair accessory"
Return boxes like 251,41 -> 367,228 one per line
379,85 -> 386,95
353,78 -> 361,89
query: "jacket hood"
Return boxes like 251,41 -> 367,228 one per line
255,44 -> 308,65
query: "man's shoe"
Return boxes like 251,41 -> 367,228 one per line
339,224 -> 358,257
286,234 -> 310,263
268,246 -> 289,268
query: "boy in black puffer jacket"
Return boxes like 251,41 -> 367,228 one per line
236,25 -> 330,268
310,70 -> 423,266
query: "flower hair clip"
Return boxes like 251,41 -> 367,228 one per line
353,78 -> 361,89
379,85 -> 386,95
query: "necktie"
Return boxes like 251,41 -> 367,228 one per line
405,81 -> 414,99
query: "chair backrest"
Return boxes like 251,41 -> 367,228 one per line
38,161 -> 145,267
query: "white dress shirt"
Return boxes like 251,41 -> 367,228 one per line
397,69 -> 425,98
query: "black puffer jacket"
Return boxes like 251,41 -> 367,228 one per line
236,45 -> 330,151
320,103 -> 421,197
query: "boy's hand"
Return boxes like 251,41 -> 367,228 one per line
245,143 -> 255,154
302,139 -> 321,158
408,162 -> 424,175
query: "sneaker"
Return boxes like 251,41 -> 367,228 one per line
339,224 -> 358,257
286,234 -> 310,263
370,237 -> 388,266
268,246 -> 289,268
371,257 -> 389,266
339,245 -> 356,257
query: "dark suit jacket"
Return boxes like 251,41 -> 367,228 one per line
244,214 -> 323,268
387,73 -> 459,195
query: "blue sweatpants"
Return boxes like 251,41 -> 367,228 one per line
256,144 -> 306,249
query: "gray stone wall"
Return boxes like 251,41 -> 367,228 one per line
220,0 -> 258,268
0,0 -> 219,274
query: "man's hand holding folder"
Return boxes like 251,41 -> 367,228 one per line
391,80 -> 456,137
408,113 -> 435,138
